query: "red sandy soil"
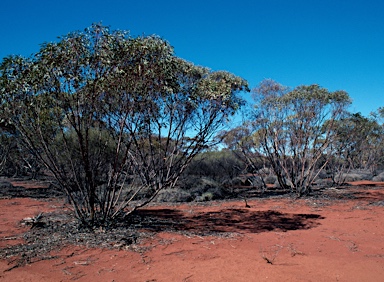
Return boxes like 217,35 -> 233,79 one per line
1,181 -> 384,281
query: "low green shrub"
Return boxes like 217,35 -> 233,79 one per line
373,172 -> 384,181
155,188 -> 193,203
264,175 -> 277,184
198,192 -> 214,201
336,170 -> 373,182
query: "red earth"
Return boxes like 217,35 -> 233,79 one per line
0,180 -> 384,281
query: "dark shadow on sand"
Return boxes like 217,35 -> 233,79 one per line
133,208 -> 324,234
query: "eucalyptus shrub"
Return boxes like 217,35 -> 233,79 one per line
0,24 -> 248,227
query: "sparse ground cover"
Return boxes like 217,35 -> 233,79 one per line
0,179 -> 384,281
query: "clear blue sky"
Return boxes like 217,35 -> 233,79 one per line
1,0 -> 383,116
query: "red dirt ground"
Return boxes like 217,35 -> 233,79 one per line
1,181 -> 384,281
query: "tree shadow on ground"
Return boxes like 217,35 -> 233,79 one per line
348,190 -> 384,202
0,179 -> 64,199
133,208 -> 324,234
322,186 -> 384,203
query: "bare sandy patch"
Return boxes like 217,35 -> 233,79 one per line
1,181 -> 383,281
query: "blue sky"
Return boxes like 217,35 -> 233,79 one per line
1,0 -> 383,116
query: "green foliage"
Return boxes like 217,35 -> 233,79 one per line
377,107 -> 384,119
0,24 -> 248,226
373,171 -> 384,181
154,188 -> 193,203
184,150 -> 245,182
0,130 -> 18,176
327,112 -> 384,182
0,123 -> 42,178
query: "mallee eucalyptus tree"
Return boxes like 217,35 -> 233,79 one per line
242,79 -> 351,196
0,24 -> 248,227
